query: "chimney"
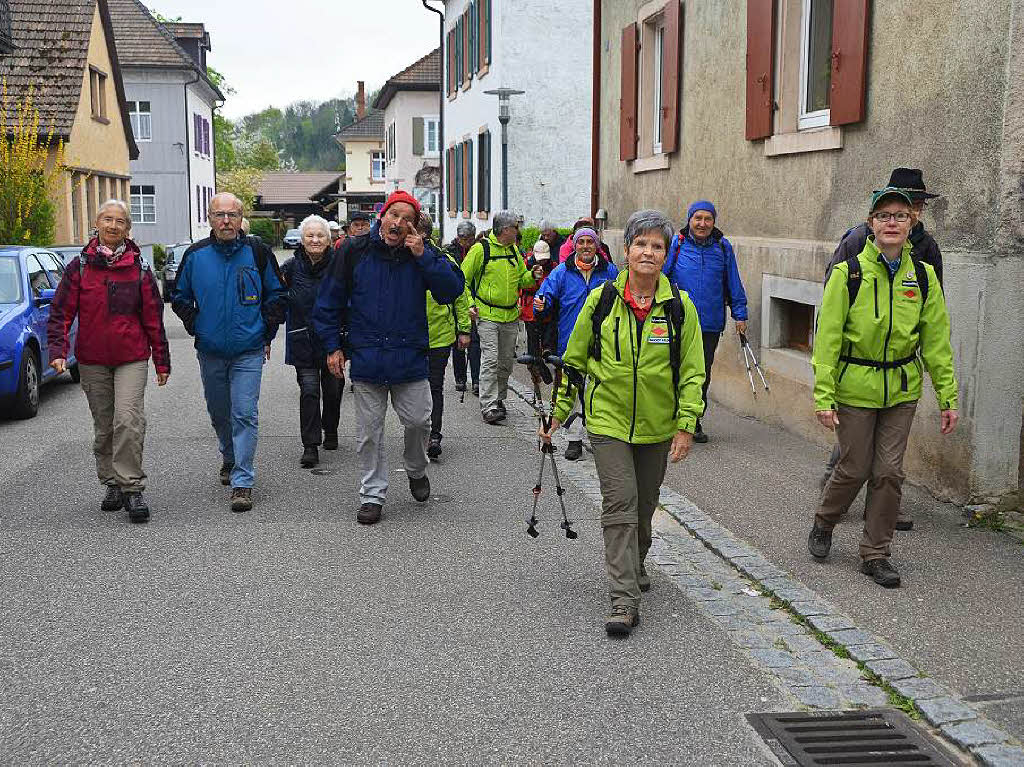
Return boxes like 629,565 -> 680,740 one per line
356,81 -> 366,119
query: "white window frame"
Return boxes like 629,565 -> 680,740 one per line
425,115 -> 440,155
129,100 -> 152,142
798,0 -> 832,130
130,184 -> 156,224
652,25 -> 665,154
371,151 -> 385,181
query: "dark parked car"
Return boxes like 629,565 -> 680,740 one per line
161,242 -> 191,302
282,228 -> 301,249
0,247 -> 79,419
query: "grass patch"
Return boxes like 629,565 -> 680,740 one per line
859,666 -> 921,720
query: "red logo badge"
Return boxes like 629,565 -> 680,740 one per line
650,325 -> 668,337
904,290 -> 916,299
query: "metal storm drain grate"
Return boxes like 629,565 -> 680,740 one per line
746,710 -> 958,766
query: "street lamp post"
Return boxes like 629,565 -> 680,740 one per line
484,88 -> 525,211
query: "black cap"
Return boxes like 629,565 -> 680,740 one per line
873,168 -> 939,201
350,211 -> 372,222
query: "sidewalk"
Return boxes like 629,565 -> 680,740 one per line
660,400 -> 1024,743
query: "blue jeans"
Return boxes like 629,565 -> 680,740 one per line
198,349 -> 265,488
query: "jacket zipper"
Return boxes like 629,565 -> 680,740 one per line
614,317 -> 621,361
588,376 -> 601,414
873,279 -> 879,319
628,307 -> 642,442
882,267 -> 894,405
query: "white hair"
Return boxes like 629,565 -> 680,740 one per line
298,214 -> 331,238
96,199 -> 130,221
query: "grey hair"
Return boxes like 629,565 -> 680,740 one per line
456,220 -> 476,238
96,199 -> 130,221
299,214 -> 332,238
539,219 -> 554,231
623,209 -> 675,249
492,210 -> 519,236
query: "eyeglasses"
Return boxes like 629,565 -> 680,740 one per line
210,211 -> 242,221
98,216 -> 128,226
871,211 -> 912,223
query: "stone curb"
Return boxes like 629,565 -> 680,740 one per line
504,379 -> 1024,765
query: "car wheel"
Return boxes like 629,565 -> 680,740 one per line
69,363 -> 81,383
13,347 -> 40,419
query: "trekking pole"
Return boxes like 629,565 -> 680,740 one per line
545,436 -> 577,539
738,333 -> 770,397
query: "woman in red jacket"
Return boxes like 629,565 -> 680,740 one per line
48,200 -> 171,523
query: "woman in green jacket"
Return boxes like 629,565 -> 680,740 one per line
541,209 -> 705,637
809,187 -> 959,588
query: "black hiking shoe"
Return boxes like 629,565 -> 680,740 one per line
427,437 -> 442,460
639,564 -> 651,593
323,433 -> 339,450
230,487 -> 253,513
301,446 -> 319,468
564,440 -> 584,461
894,515 -> 913,531
101,485 -> 123,511
409,474 -> 431,502
693,421 -> 709,444
482,406 -> 504,425
605,605 -> 640,637
861,558 -> 901,588
123,492 -> 150,523
219,461 -> 234,486
454,381 -> 467,393
472,382 -> 479,396
807,523 -> 833,559
357,502 -> 382,525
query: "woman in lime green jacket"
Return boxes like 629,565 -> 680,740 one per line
809,187 -> 959,589
541,209 -> 705,637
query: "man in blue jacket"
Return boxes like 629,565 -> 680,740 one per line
313,191 -> 464,525
172,192 -> 287,512
663,200 -> 748,443
534,227 -> 618,460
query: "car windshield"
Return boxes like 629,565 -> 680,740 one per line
0,256 -> 23,304
286,229 -> 300,237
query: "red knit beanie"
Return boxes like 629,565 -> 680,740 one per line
380,190 -> 421,219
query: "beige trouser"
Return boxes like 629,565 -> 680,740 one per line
590,433 -> 672,608
477,319 -> 519,411
816,401 -> 917,561
79,360 -> 149,492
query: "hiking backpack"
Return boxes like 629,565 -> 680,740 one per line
588,280 -> 686,418
842,252 -> 930,307
470,239 -> 522,310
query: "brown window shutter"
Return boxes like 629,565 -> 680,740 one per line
447,148 -> 454,213
447,30 -> 454,94
462,12 -> 470,83
830,0 -> 869,126
478,0 -> 487,69
744,0 -> 775,140
660,1 -> 683,153
619,23 -> 638,162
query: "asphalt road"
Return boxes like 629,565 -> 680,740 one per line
0,314 -> 787,764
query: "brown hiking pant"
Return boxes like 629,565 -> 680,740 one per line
79,361 -> 149,492
816,402 -> 917,561
591,434 -> 672,608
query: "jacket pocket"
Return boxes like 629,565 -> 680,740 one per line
238,267 -> 261,306
107,279 -> 141,316
588,376 -> 602,416
613,317 -> 621,361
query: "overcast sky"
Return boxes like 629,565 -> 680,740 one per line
151,0 -> 441,119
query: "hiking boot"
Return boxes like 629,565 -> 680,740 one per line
894,514 -> 913,531
323,433 -> 339,451
427,437 -> 442,460
496,400 -> 507,414
472,382 -> 479,396
807,523 -> 833,559
861,558 -> 901,588
219,461 -> 234,486
564,440 -> 584,461
101,484 -> 123,511
693,421 -> 709,444
639,564 -> 651,593
454,381 -> 467,393
230,487 -> 253,513
605,604 -> 640,637
357,502 -> 382,525
482,406 -> 504,425
409,474 -> 431,502
123,492 -> 149,523
301,446 -> 319,468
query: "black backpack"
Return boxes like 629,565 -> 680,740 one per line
470,239 -> 522,310
588,280 -> 686,419
843,252 -> 929,307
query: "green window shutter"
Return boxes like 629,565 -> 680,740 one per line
455,143 -> 463,210
412,117 -> 424,156
467,139 -> 474,212
485,0 -> 492,64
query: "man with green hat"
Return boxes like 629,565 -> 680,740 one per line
807,187 -> 959,588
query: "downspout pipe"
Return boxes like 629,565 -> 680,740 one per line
183,70 -> 200,240
590,0 -> 601,219
422,0 -> 445,243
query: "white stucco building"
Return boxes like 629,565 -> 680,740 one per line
374,49 -> 442,226
442,0 -> 592,230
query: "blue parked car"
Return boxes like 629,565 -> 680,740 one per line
0,247 -> 79,419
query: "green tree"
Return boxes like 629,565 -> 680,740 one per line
218,167 -> 264,212
0,82 -> 64,245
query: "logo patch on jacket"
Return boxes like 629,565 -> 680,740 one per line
901,278 -> 919,288
904,290 -> 916,299
648,318 -> 669,344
